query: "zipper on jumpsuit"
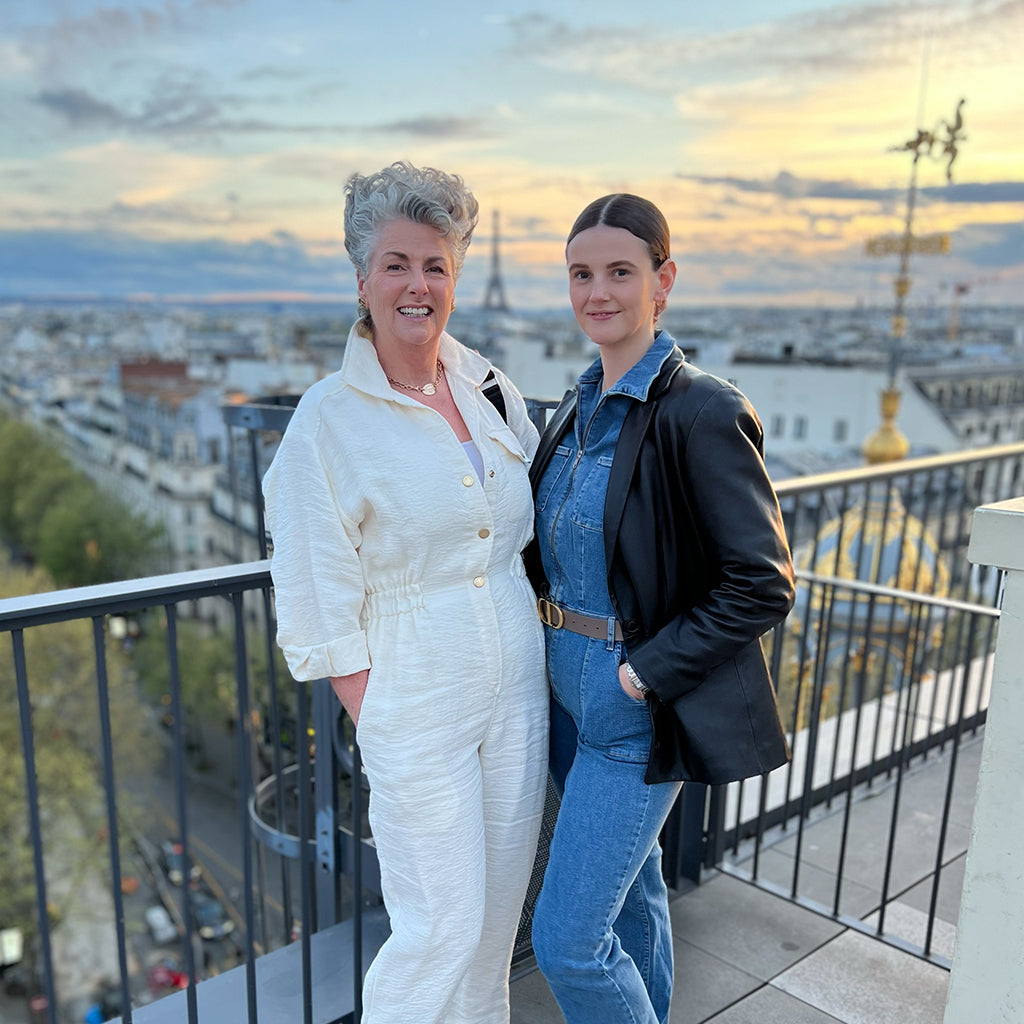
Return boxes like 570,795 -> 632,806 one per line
546,391 -> 607,599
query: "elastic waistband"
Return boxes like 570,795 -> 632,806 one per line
364,563 -> 527,618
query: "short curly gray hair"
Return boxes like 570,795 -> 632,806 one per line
343,161 -> 480,279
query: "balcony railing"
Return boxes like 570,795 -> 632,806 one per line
4,438 -> 1022,1023
712,572 -> 996,966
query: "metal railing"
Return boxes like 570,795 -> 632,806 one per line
4,566 -> 269,1023
774,442 -> 1024,608
674,444 -> 1019,965
704,571 -> 997,967
4,431 -> 1021,1019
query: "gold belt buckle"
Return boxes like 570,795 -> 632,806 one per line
537,597 -> 565,629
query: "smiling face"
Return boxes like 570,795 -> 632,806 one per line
566,224 -> 675,364
356,218 -> 456,355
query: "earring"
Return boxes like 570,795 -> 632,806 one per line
357,296 -> 369,318
450,300 -> 456,312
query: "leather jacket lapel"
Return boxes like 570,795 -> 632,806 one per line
603,349 -> 686,568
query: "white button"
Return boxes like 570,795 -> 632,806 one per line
462,475 -> 475,487
478,528 -> 490,539
473,576 -> 485,588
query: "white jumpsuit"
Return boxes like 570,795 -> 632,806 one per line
262,325 -> 549,1024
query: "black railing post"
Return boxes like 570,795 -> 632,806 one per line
351,737 -> 365,1024
259,584 -> 294,947
296,680 -> 314,1024
701,785 -> 727,872
231,592 -> 259,1024
247,429 -> 268,561
12,629 -> 60,1024
165,604 -> 199,1023
312,677 -> 340,928
925,612 -> 979,957
664,783 -> 707,884
91,616 -> 133,1023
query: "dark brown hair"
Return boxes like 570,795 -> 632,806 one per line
566,194 -> 670,269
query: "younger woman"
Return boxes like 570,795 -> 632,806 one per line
528,194 -> 795,1024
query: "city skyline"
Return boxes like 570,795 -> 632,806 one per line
2,0 -> 1023,309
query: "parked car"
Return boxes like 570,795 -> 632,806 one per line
159,839 -> 201,886
189,890 -> 235,941
2,962 -> 35,997
147,957 -> 190,995
144,904 -> 178,945
84,980 -> 124,1022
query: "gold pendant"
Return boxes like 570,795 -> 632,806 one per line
422,383 -> 436,396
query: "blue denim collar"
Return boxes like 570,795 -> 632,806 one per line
578,329 -> 676,402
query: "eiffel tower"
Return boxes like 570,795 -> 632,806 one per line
481,209 -> 510,312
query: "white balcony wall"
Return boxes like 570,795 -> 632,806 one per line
945,496 -> 1024,1021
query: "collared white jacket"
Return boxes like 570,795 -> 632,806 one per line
262,324 -> 543,690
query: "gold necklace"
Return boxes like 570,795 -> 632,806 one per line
386,360 -> 444,396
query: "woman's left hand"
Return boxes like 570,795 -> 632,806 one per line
618,663 -> 646,700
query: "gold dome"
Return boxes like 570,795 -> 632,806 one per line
863,387 -> 910,465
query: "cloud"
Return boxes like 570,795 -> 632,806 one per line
954,221 -> 1024,268
30,81 -> 489,143
32,81 -> 308,137
940,182 -> 1024,204
0,40 -> 32,80
1,214 -> 1020,306
371,117 -> 488,139
34,88 -> 127,130
506,1 -> 1022,94
23,0 -> 251,71
240,65 -> 307,83
102,199 -> 239,227
0,228 -> 346,298
678,170 -> 1024,205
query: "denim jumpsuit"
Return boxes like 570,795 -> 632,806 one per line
531,333 -> 683,1024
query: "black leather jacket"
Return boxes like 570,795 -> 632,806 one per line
526,341 -> 796,785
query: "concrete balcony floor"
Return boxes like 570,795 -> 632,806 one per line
510,733 -> 981,1024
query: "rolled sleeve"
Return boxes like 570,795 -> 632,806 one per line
277,628 -> 370,683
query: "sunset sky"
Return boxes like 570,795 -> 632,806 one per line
2,0 -> 1022,308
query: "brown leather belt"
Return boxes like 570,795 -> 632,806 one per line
537,597 -> 623,642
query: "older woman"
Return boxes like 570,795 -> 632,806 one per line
262,162 -> 548,1024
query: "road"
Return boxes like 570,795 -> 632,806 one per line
135,743 -> 301,962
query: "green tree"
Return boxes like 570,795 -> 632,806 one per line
0,416 -> 165,586
0,419 -> 50,539
132,618 -> 238,759
34,482 -> 163,587
11,458 -> 79,551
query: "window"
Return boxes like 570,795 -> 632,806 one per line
793,416 -> 808,440
771,415 -> 785,438
833,419 -> 848,443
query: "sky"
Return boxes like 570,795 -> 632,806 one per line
1,0 -> 1022,309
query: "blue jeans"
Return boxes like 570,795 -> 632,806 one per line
532,635 -> 682,1024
